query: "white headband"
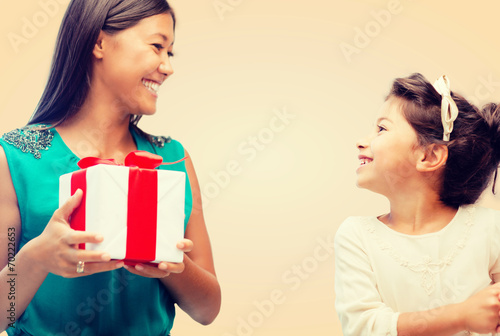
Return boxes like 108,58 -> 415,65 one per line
433,75 -> 459,141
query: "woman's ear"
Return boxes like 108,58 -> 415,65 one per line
93,31 -> 106,60
416,144 -> 448,172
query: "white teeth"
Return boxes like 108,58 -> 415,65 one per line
142,79 -> 160,94
360,159 -> 371,165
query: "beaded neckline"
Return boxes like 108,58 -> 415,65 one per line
1,124 -> 53,159
362,206 -> 475,296
150,135 -> 171,148
1,124 -> 171,159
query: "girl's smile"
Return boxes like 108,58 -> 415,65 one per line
356,97 -> 421,196
357,155 -> 373,171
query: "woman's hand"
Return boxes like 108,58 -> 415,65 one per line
123,239 -> 193,278
27,189 -> 124,278
460,282 -> 500,334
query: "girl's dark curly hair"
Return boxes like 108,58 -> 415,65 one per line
388,73 -> 500,207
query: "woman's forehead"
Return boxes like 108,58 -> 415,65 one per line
120,13 -> 175,42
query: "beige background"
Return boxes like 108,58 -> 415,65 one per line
1,0 -> 500,335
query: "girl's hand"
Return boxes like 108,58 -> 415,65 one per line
28,189 -> 124,278
460,282 -> 500,334
123,239 -> 193,278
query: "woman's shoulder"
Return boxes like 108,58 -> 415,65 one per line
149,133 -> 174,149
0,124 -> 54,159
149,134 -> 185,154
133,126 -> 181,149
133,128 -> 187,165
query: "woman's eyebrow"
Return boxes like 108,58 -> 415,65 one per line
149,33 -> 175,46
150,33 -> 167,40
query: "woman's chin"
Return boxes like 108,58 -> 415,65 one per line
136,107 -> 158,117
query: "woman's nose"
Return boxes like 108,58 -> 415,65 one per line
159,56 -> 174,77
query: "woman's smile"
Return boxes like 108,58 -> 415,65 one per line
142,79 -> 161,97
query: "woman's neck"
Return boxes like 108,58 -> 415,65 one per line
56,90 -> 138,162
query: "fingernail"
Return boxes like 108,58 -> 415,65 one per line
101,253 -> 111,261
135,264 -> 144,271
159,263 -> 168,271
95,235 -> 104,241
116,261 -> 124,268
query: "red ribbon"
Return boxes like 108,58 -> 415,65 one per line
78,150 -> 162,169
70,151 -> 186,262
71,171 -> 87,251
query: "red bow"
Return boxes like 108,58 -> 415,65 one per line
78,150 -> 186,169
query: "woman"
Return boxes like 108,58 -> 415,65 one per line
0,0 -> 221,334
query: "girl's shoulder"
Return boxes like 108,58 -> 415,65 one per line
338,215 -> 376,228
337,206 -> 500,237
472,205 -> 500,226
335,215 -> 378,243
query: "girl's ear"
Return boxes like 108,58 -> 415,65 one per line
93,31 -> 106,60
416,144 -> 448,172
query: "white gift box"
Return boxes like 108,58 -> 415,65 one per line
59,164 -> 186,263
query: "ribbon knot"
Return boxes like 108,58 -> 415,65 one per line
433,75 -> 459,141
78,150 -> 186,169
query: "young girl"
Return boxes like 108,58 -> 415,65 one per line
335,73 -> 500,336
0,0 -> 221,335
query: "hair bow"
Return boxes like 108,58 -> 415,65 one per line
433,75 -> 459,141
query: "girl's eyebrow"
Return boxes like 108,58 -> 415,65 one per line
376,117 -> 392,124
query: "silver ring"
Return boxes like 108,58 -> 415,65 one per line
76,261 -> 85,274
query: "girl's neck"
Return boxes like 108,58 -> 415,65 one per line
380,192 -> 458,235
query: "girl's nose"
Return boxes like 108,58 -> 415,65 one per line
356,137 -> 368,149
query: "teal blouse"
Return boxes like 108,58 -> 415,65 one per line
0,124 -> 192,336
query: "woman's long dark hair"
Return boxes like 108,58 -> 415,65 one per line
29,0 -> 175,139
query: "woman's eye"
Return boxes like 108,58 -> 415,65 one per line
152,44 -> 164,50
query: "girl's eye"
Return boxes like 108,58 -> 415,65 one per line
152,44 -> 164,50
168,51 -> 174,57
377,125 -> 387,133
